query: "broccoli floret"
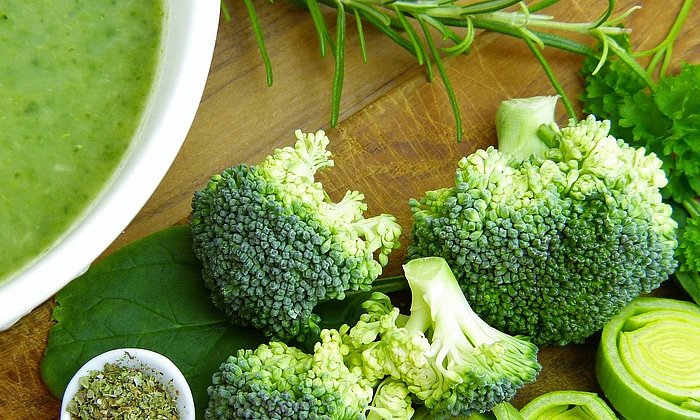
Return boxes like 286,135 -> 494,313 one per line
343,257 -> 541,419
365,378 -> 415,420
191,130 -> 402,342
207,258 -> 538,419
206,329 -> 374,419
408,96 -> 678,345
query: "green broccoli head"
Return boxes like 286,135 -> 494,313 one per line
408,96 -> 678,345
205,330 -> 374,419
343,258 -> 541,419
191,130 -> 402,342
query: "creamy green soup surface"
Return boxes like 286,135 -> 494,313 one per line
0,1 -> 163,282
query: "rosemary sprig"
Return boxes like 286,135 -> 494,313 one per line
221,0 -> 659,141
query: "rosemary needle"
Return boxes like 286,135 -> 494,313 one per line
221,0 -> 667,140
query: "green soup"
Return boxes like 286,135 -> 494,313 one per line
0,1 -> 163,282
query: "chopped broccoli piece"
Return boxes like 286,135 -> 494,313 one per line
344,257 -> 541,419
205,329 -> 374,419
190,130 -> 402,342
408,96 -> 678,345
366,378 -> 415,420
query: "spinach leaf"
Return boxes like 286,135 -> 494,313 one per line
40,225 -> 265,417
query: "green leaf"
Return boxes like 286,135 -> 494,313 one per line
40,225 -> 266,418
676,271 -> 700,305
653,64 -> 700,200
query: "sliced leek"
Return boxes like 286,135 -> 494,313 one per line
595,297 -> 700,420
520,390 -> 617,419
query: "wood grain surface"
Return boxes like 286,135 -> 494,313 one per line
0,1 -> 698,418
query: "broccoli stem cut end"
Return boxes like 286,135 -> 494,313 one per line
496,95 -> 559,161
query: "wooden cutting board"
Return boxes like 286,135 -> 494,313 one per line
1,1 -> 698,418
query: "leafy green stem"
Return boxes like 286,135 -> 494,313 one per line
223,0 -> 658,139
366,274 -> 408,295
601,34 -> 657,90
331,0 -> 347,127
518,28 -> 577,119
242,0 -> 273,86
418,15 -> 464,140
684,198 -> 700,219
635,0 -> 694,78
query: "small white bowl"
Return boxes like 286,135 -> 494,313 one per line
0,0 -> 220,330
60,348 -> 194,420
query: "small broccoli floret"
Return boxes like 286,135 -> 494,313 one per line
343,258 -> 541,419
206,329 -> 374,419
191,130 -> 402,342
408,96 -> 678,345
365,378 -> 415,420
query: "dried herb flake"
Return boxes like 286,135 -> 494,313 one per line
66,362 -> 179,419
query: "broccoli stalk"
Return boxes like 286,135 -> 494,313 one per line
400,257 -> 541,417
402,257 -> 541,382
205,257 -> 540,419
341,258 -> 541,418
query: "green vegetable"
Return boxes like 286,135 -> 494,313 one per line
40,225 -> 266,418
206,329 -> 374,419
595,297 -> 700,420
676,199 -> 700,304
223,0 -> 651,140
519,390 -> 617,420
582,59 -> 700,205
190,129 -> 403,344
204,257 -> 538,418
344,257 -> 541,418
407,95 -> 678,345
579,2 -> 700,303
365,378 -> 415,420
412,402 -> 523,419
677,199 -> 700,272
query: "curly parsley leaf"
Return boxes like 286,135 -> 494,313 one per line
677,199 -> 700,273
40,225 -> 266,417
653,64 -> 700,201
675,198 -> 700,305
582,55 -> 700,203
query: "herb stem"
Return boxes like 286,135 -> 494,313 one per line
635,0 -> 694,78
243,0 -> 273,86
604,35 -> 657,90
418,15 -> 463,141
331,0 -> 347,127
519,28 -> 577,120
235,0 -> 660,139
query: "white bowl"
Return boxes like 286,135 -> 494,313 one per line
0,1 -> 220,330
60,348 -> 194,420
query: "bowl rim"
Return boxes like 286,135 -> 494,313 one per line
0,0 -> 221,330
60,347 -> 195,420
